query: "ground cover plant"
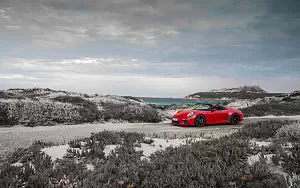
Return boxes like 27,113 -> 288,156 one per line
234,120 -> 297,139
241,101 -> 300,117
233,120 -> 300,188
276,123 -> 300,142
0,88 -> 161,127
2,120 -> 300,187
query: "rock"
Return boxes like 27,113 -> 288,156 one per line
42,121 -> 56,126
24,119 -> 39,127
208,85 -> 267,93
282,90 -> 300,101
184,85 -> 287,100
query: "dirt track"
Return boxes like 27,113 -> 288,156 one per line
0,116 -> 299,157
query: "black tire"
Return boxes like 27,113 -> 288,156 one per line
230,114 -> 240,125
194,115 -> 206,127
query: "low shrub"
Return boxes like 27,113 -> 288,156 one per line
234,120 -> 297,139
81,135 -> 283,188
0,91 -> 20,99
276,122 -> 300,142
122,96 -> 143,103
90,131 -> 144,145
102,102 -> 161,123
0,109 -> 9,126
0,130 -> 289,188
242,102 -> 300,117
286,174 -> 300,188
0,140 -> 90,188
53,96 -> 102,122
0,99 -> 84,126
0,91 -> 5,99
143,138 -> 154,145
244,162 -> 287,188
281,143 -> 300,174
0,88 -> 162,126
271,154 -> 281,166
66,131 -> 145,160
51,158 -> 88,186
0,141 -> 54,188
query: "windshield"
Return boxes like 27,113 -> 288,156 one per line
194,104 -> 212,110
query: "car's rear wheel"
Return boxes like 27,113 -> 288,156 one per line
194,115 -> 206,127
230,114 -> 240,125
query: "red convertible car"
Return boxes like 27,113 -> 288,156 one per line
171,104 -> 243,127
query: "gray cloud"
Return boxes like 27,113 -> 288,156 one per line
0,0 -> 300,96
0,0 -> 250,47
248,0 -> 300,42
0,0 -> 190,46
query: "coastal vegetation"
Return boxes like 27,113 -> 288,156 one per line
0,88 -> 161,127
1,120 -> 300,187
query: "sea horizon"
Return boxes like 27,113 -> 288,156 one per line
138,97 -> 225,105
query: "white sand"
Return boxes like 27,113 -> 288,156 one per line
135,138 -> 205,158
135,138 -> 184,157
41,145 -> 69,160
11,161 -> 23,167
86,163 -> 95,171
247,154 -> 274,165
247,153 -> 289,177
250,140 -> 272,147
104,145 -> 120,157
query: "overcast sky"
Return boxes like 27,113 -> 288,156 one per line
0,0 -> 300,97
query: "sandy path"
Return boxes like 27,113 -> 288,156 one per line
0,116 -> 299,157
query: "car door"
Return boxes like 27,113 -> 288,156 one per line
214,106 -> 229,123
204,111 -> 215,124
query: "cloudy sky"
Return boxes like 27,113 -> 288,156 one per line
0,0 -> 300,97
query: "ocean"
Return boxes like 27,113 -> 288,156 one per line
138,97 -> 225,105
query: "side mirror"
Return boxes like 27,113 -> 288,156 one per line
211,108 -> 217,112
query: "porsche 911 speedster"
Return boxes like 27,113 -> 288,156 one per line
171,104 -> 243,127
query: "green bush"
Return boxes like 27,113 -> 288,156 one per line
281,143 -> 300,174
0,142 -> 53,188
276,122 -> 300,142
242,102 -> 300,117
234,120 -> 297,139
66,131 -> 146,160
102,102 -> 161,123
53,95 -> 101,122
243,162 -> 287,188
0,88 -> 163,126
0,129 -> 290,188
81,134 -> 282,188
286,174 -> 300,188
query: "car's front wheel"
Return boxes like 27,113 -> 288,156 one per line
194,115 -> 206,127
230,114 -> 240,125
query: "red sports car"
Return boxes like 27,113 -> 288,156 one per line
171,104 -> 243,127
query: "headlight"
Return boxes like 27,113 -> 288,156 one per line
187,112 -> 194,117
173,110 -> 179,116
173,110 -> 182,116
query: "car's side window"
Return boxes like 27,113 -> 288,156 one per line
216,106 -> 226,110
